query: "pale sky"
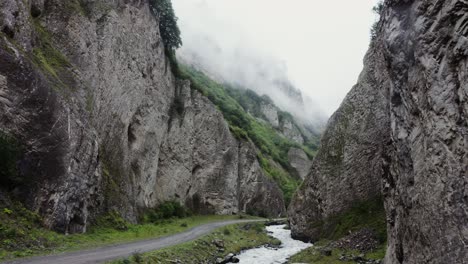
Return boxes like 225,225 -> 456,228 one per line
172,0 -> 380,116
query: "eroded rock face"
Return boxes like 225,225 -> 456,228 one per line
0,0 -> 285,233
380,1 -> 468,263
287,148 -> 312,180
288,0 -> 468,263
280,118 -> 304,144
260,103 -> 279,127
288,48 -> 390,241
155,81 -> 285,216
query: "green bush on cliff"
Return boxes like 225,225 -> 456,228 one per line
370,1 -> 384,41
150,0 -> 182,51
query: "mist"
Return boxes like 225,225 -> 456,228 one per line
172,0 -> 379,125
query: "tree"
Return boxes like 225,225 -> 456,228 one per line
150,0 -> 182,51
370,1 -> 384,41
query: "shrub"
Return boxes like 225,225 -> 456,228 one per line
372,1 -> 384,15
370,1 -> 384,41
94,210 -> 129,231
132,252 -> 144,263
149,0 -> 182,51
143,201 -> 191,223
223,228 -> 231,236
3,208 -> 12,215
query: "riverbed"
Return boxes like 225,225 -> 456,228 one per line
236,224 -> 312,263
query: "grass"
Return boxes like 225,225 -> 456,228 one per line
288,197 -> 387,263
111,222 -> 280,264
309,196 -> 387,242
31,20 -> 70,79
0,201 -> 256,262
288,242 -> 386,264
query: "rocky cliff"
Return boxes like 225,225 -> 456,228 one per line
287,148 -> 312,180
288,48 -> 390,241
289,0 -> 467,263
0,0 -> 285,234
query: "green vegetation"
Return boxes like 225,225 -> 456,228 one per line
0,200 -> 251,262
31,20 -> 70,79
150,0 -> 182,51
257,153 -> 298,206
310,196 -> 386,242
112,222 -> 280,264
176,65 -> 306,202
289,196 -> 387,263
288,242 -> 386,264
0,132 -> 21,187
0,201 -> 45,259
226,87 -> 274,121
141,201 -> 192,223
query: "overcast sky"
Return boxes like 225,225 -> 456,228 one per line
172,0 -> 380,116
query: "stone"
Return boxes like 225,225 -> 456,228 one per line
212,239 -> 225,249
224,253 -> 235,262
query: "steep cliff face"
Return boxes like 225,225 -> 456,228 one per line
287,148 -> 312,180
380,1 -> 467,263
288,49 -> 390,241
288,0 -> 468,263
0,0 -> 285,234
154,81 -> 285,217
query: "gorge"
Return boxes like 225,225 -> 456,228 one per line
0,0 -> 467,264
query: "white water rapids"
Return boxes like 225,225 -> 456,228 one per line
236,224 -> 313,264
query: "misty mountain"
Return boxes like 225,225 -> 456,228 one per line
177,34 -> 327,134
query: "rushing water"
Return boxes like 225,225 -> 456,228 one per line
236,224 -> 313,264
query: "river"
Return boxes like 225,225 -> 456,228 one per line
236,224 -> 313,263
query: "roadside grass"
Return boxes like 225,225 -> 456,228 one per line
111,222 -> 281,264
0,204 -> 255,262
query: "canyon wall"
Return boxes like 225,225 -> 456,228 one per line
289,0 -> 468,263
0,0 -> 285,234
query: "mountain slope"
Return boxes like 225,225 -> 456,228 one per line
175,65 -> 318,205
